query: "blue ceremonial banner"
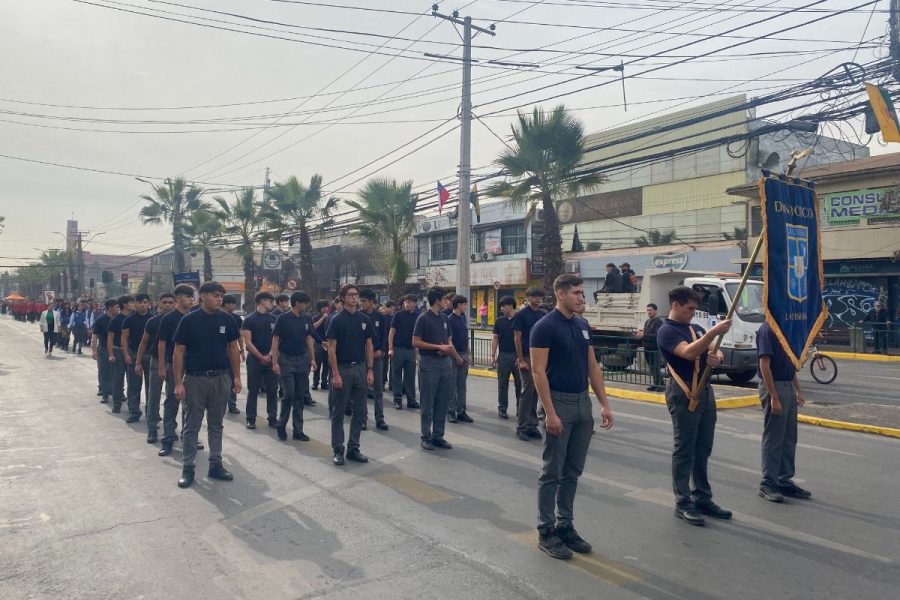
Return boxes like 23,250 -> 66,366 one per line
172,271 -> 201,289
760,177 -> 828,369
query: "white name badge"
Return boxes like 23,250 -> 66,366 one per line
362,323 -> 367,330
582,329 -> 590,340
219,326 -> 226,334
270,323 -> 275,331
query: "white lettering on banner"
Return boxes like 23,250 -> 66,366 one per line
423,259 -> 529,287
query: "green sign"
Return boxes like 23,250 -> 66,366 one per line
821,186 -> 900,226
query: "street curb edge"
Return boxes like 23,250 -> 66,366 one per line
797,415 -> 900,439
823,351 -> 900,363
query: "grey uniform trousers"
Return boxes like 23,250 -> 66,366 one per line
537,390 -> 593,533
517,358 -> 539,432
666,380 -> 717,508
418,355 -> 452,441
496,351 -> 521,410
330,362 -> 367,453
146,357 -> 164,433
392,346 -> 417,404
161,363 -> 180,446
759,380 -> 798,488
182,373 -> 230,468
277,353 -> 310,433
367,356 -> 385,422
449,352 -> 468,415
97,347 -> 112,398
126,350 -> 150,418
246,354 -> 277,423
110,348 -> 127,409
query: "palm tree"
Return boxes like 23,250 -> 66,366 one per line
265,174 -> 338,293
722,226 -> 748,257
345,178 -> 417,298
139,177 -> 205,273
215,187 -> 268,310
634,230 -> 676,247
487,105 -> 604,292
183,209 -> 223,281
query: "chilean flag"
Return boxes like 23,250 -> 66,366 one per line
437,181 -> 450,214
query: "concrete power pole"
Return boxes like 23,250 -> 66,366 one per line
431,7 -> 495,302
892,0 -> 900,81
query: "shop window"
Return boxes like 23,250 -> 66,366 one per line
750,205 -> 763,237
430,232 -> 457,261
501,223 -> 527,255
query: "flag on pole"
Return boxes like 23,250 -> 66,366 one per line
864,83 -> 900,142
437,181 -> 450,214
470,183 -> 481,223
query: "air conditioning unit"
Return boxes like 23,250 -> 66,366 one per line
481,251 -> 494,261
470,252 -> 480,262
565,261 -> 580,273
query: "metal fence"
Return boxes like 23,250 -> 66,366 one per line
819,326 -> 900,355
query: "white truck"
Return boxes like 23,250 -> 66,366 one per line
584,268 -> 764,383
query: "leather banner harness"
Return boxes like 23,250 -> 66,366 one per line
668,326 -> 700,401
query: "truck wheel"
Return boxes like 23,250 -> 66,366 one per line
726,370 -> 756,384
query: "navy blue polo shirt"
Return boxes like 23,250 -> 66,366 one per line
756,323 -> 795,381
448,311 -> 468,353
413,309 -> 450,358
512,305 -> 546,356
391,309 -> 418,348
226,311 -> 242,334
144,313 -> 163,357
242,311 -> 276,355
492,315 -> 516,353
273,311 -> 313,356
108,313 -> 126,349
657,319 -> 708,388
529,308 -> 592,393
93,314 -> 111,349
123,311 -> 151,353
362,309 -> 386,352
173,308 -> 240,372
314,313 -> 329,341
157,308 -> 188,364
326,309 -> 373,364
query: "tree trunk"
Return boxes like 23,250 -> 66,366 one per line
242,251 -> 256,312
203,249 -> 213,282
172,217 -> 185,273
298,223 -> 315,292
541,193 -> 564,296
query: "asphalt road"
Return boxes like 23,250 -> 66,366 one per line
2,317 -> 899,600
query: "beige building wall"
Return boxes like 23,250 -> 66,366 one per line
642,171 -> 747,215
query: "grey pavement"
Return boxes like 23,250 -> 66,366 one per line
1,316 -> 899,600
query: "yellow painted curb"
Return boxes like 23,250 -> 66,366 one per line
468,368 -> 758,410
798,415 -> 900,439
822,351 -> 900,363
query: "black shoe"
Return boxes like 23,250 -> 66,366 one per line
556,525 -> 592,553
345,408 -> 353,417
112,405 -> 121,414
457,412 -> 474,423
208,464 -> 233,481
267,418 -> 277,428
276,425 -> 287,441
778,483 -> 812,499
526,429 -> 542,440
498,408 -> 508,419
515,430 -> 531,441
346,449 -> 369,463
695,501 -> 732,520
312,384 -> 319,390
100,397 -> 109,404
147,432 -> 158,444
394,400 -> 403,410
432,439 -> 453,450
97,390 -> 103,396
361,422 -> 367,431
158,444 -> 173,457
674,507 -> 706,526
304,399 -> 316,407
228,406 -> 241,415
420,439 -> 435,451
292,431 -> 310,441
332,452 -> 345,466
376,420 -> 389,431
538,531 -> 573,560
126,414 -> 140,424
177,467 -> 195,488
447,413 -> 458,423
759,485 -> 785,503
408,401 -> 419,409
246,421 -> 256,430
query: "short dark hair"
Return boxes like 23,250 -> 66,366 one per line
223,294 -> 238,306
173,284 -> 194,297
647,303 -> 658,311
498,295 -> 516,308
290,291 -> 311,306
384,300 -> 396,308
553,274 -> 583,293
158,293 -> 175,302
316,299 -> 329,310
403,293 -> 418,303
104,298 -> 118,309
199,281 -> 225,295
118,295 -> 134,308
525,286 -> 543,298
451,295 -> 468,308
338,284 -> 358,300
359,289 -> 377,302
135,293 -> 150,302
669,285 -> 701,306
255,292 -> 275,304
276,294 -> 289,304
426,286 -> 446,306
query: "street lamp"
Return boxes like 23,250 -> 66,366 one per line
576,62 -> 627,111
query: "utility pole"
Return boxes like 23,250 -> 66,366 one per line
261,167 -> 271,289
431,6 -> 495,303
892,0 -> 900,82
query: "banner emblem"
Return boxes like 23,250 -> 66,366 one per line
786,224 -> 808,302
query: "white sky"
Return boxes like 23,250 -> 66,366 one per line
0,0 -> 891,268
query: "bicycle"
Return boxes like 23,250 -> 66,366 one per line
807,345 -> 838,384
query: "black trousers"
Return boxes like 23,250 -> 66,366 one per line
246,354 -> 277,422
665,381 -> 716,508
313,345 -> 330,387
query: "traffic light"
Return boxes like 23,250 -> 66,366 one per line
89,277 -> 95,288
101,271 -> 111,284
256,275 -> 263,290
121,273 -> 129,288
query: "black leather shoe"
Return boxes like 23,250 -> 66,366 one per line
332,452 -> 345,466
376,420 -> 389,431
126,414 -> 140,424
97,390 -> 103,396
276,425 -> 287,441
158,444 -> 173,457
197,441 -> 204,450
146,432 -> 158,444
346,449 -> 369,463
515,430 -> 531,441
674,507 -> 705,526
246,421 -> 256,430
526,429 -> 542,439
394,400 -> 403,410
457,412 -> 474,423
311,384 -> 319,390
448,412 -> 458,423
759,485 -> 785,503
361,422 -> 367,431
208,464 -> 233,481
408,401 -> 419,409
100,397 -> 109,404
344,407 -> 352,416
420,440 -> 435,451
778,483 -> 812,499
228,406 -> 241,414
177,467 -> 195,488
538,531 -> 573,560
498,408 -> 508,419
112,406 -> 121,414
556,526 -> 592,553
304,399 -> 316,406
267,418 -> 277,428
292,431 -> 310,441
432,438 -> 453,449
695,502 -> 732,519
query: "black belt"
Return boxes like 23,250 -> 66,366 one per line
338,361 -> 365,367
185,369 -> 231,377
281,351 -> 307,358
